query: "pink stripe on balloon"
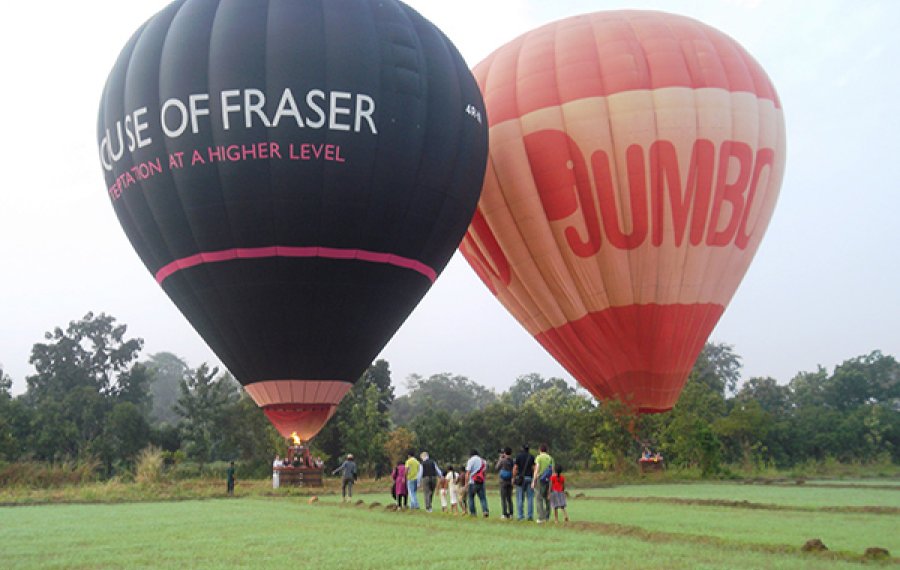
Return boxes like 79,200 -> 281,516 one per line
154,246 -> 437,284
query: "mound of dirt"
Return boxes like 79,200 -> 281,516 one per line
801,539 -> 828,552
355,499 -> 365,506
863,547 -> 890,560
368,502 -> 382,509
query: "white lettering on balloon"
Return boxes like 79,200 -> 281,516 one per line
100,87 -> 379,171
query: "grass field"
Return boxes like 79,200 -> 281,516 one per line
1,480 -> 896,569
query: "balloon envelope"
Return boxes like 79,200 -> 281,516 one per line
98,0 -> 488,438
461,11 -> 785,412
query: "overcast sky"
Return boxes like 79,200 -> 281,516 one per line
1,0 -> 898,396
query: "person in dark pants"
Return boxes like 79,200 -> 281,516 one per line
496,447 -> 515,519
513,444 -> 535,521
532,444 -> 554,523
332,453 -> 358,502
226,461 -> 236,495
465,449 -> 489,518
419,451 -> 443,513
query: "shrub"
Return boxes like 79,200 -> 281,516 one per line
0,458 -> 101,488
135,446 -> 164,485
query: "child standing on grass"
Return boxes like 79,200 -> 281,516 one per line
438,468 -> 448,512
549,464 -> 569,523
391,460 -> 408,510
455,467 -> 468,515
444,466 -> 459,514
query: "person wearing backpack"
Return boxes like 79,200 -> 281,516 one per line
531,443 -> 554,524
513,444 -> 535,521
495,447 -> 515,519
464,449 -> 490,518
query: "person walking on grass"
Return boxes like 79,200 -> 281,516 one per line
513,444 -> 535,521
405,449 -> 422,509
420,451 -> 443,513
456,465 -> 469,515
496,447 -> 514,519
465,449 -> 489,518
549,464 -> 569,523
226,461 -> 236,495
444,466 -> 460,514
532,444 -> 553,523
333,453 -> 358,502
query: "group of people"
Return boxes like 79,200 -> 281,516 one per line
271,449 -> 326,489
640,448 -> 664,462
388,444 -> 569,523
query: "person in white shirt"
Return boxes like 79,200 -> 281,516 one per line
444,466 -> 460,514
464,450 -> 489,518
272,455 -> 281,489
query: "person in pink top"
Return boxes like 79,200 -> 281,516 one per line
391,461 -> 408,510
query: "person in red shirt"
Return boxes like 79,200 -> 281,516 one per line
549,464 -> 569,523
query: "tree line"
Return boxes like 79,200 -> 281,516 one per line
1,312 -> 898,478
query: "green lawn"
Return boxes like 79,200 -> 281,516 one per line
2,481 -> 896,569
580,482 -> 900,508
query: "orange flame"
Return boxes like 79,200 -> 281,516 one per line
290,432 -> 302,445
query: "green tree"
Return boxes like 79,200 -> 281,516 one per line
409,408 -> 464,464
459,401 -> 519,464
391,373 -> 496,425
0,366 -> 31,460
364,359 -> 395,414
175,364 -> 239,464
505,373 -> 574,408
690,342 -> 742,396
735,377 -> 791,417
733,377 -> 792,465
104,401 -> 151,465
222,394 -> 283,473
522,384 -> 593,466
824,351 -> 899,410
336,383 -> 391,472
789,367 -> 829,408
585,399 -> 638,472
316,361 -> 395,469
23,313 -> 150,462
658,360 -> 727,473
145,352 -> 189,425
714,400 -> 771,467
384,426 -> 415,465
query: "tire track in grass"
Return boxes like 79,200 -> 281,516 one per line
574,495 -> 900,515
564,520 -> 900,566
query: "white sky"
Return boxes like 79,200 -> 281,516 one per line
1,0 -> 898,396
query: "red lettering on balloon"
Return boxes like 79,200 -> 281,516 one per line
526,130 -> 773,254
707,141 -> 753,246
736,148 -> 774,250
594,146 -> 647,250
651,139 -> 715,247
526,130 -> 602,257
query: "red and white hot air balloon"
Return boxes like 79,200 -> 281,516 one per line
461,11 -> 786,413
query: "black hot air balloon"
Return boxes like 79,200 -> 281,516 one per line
97,0 -> 488,440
